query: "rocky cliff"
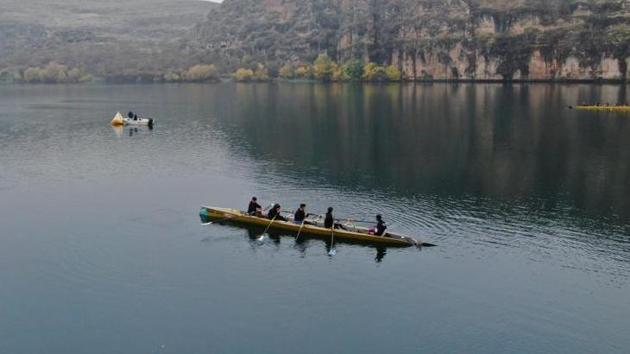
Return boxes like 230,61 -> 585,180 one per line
193,0 -> 630,81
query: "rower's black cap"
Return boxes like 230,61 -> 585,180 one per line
252,197 -> 257,201
327,207 -> 333,212
376,214 -> 382,220
300,203 -> 306,207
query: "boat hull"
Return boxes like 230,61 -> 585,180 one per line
200,206 -> 417,247
123,117 -> 154,126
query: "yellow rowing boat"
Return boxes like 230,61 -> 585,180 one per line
199,206 -> 431,247
574,105 -> 630,111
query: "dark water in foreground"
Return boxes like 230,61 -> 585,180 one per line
1,83 -> 629,353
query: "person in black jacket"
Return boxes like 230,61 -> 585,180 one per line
294,203 -> 308,224
374,214 -> 387,236
324,207 -> 334,228
247,196 -> 262,216
267,203 -> 287,221
324,207 -> 346,230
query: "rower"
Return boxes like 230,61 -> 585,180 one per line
324,207 -> 334,228
267,203 -> 287,221
372,214 -> 387,236
324,207 -> 346,230
247,196 -> 262,216
293,203 -> 308,224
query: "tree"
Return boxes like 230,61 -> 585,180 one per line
332,65 -> 350,81
342,59 -> 364,80
234,68 -> 254,82
362,62 -> 387,81
0,70 -> 18,83
20,63 -> 92,83
66,68 -> 92,83
163,71 -> 181,82
23,67 -> 43,83
385,65 -> 402,81
40,62 -> 69,83
279,64 -> 295,79
312,53 -> 336,81
183,64 -> 219,82
253,64 -> 270,81
294,65 -> 312,79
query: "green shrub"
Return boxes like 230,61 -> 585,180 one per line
20,63 -> 91,83
234,68 -> 254,82
278,64 -> 295,79
362,62 -> 387,81
163,71 -> 182,82
385,65 -> 402,81
23,67 -> 43,82
253,64 -> 270,81
342,59 -> 364,80
0,70 -> 18,83
294,65 -> 312,79
182,64 -> 219,82
312,53 -> 336,81
332,65 -> 350,81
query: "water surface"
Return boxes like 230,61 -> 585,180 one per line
1,83 -> 629,353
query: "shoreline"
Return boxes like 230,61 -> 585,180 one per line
2,79 -> 630,86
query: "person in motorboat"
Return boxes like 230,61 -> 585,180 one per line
324,207 -> 346,230
247,196 -> 262,216
370,214 -> 387,236
267,203 -> 287,221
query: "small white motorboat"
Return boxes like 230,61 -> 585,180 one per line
111,112 -> 154,127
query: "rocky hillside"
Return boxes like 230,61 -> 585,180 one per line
0,0 -> 216,80
193,0 -> 630,81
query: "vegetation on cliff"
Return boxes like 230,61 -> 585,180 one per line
2,0 -> 629,82
192,0 -> 630,81
232,54 -> 401,82
0,0 -> 216,83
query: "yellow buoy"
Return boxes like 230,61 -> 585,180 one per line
111,112 -> 125,126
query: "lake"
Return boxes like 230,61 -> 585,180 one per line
1,83 -> 629,353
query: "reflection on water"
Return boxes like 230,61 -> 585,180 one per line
218,83 -> 630,221
111,125 -> 154,138
201,214 -> 394,262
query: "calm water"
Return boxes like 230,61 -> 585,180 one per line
1,83 -> 629,353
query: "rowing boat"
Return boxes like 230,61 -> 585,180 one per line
574,105 -> 630,111
199,206 -> 426,247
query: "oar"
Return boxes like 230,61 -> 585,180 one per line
309,213 -> 375,225
257,215 -> 277,242
337,218 -> 374,224
328,227 -> 336,256
295,220 -> 306,242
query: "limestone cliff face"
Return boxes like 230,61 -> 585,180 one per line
194,0 -> 630,81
